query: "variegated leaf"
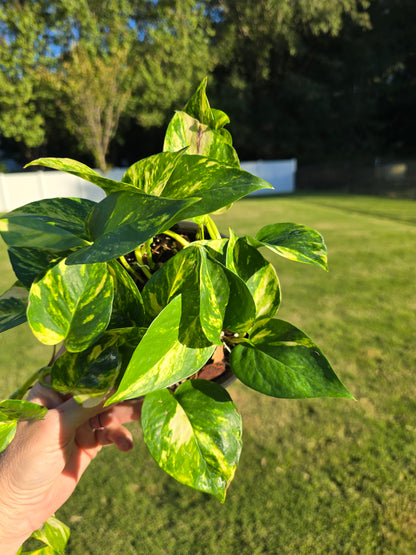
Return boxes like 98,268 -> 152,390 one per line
121,150 -> 187,195
211,108 -> 230,130
161,155 -> 272,219
226,233 -> 281,324
27,259 -> 114,352
163,112 -> 239,166
142,245 -> 229,346
26,157 -> 133,195
51,345 -> 120,405
106,295 -> 215,403
0,399 -> 47,453
250,223 -> 328,271
0,281 -> 28,332
0,197 -> 94,251
142,379 -> 242,502
30,515 -> 70,553
0,421 -> 17,452
8,247 -> 63,288
182,76 -> 214,127
230,319 -> 354,399
49,328 -> 146,405
108,260 -> 145,328
221,265 -> 256,335
65,190 -> 197,265
0,399 -> 47,421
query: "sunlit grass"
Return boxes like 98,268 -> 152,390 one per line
1,194 -> 415,553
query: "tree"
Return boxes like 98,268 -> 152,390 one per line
132,0 -> 217,129
0,0 -> 62,154
48,45 -> 136,171
0,0 -> 216,167
206,0 -> 372,160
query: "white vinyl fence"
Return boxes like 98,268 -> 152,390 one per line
0,159 -> 296,212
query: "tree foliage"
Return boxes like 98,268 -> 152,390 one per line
1,0 -> 415,167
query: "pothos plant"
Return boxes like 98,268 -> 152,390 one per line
0,79 -> 353,552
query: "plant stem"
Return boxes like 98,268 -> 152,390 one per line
134,248 -> 153,279
205,216 -> 221,240
145,239 -> 155,270
119,255 -> 146,282
9,368 -> 44,400
163,230 -> 190,248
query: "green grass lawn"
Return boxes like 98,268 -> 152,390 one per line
1,194 -> 415,554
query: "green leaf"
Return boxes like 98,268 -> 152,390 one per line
0,399 -> 47,421
142,245 -> 229,346
162,155 -> 272,219
0,197 -> 94,251
121,150 -> 187,196
27,260 -> 114,352
221,266 -> 256,335
251,223 -> 328,271
26,157 -> 131,195
106,295 -> 215,403
0,421 -> 17,452
198,247 -> 230,344
163,112 -> 239,167
226,233 -> 281,323
8,247 -> 66,289
142,379 -> 242,502
31,515 -> 70,554
0,281 -> 28,332
230,319 -> 354,399
182,77 -> 214,127
50,336 -> 122,405
49,327 -> 146,406
211,108 -> 230,130
108,260 -> 145,328
0,400 -> 47,451
65,190 -> 198,265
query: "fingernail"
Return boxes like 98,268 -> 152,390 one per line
119,437 -> 133,452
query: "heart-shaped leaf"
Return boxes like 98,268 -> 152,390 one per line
106,295 -> 215,403
141,379 -> 242,502
50,328 -> 145,405
26,157 -> 132,195
221,266 -> 256,335
121,150 -> 187,196
182,77 -> 214,127
162,155 -> 272,219
27,259 -> 114,352
226,233 -> 281,324
0,281 -> 28,332
65,190 -> 198,265
8,246 -> 64,289
250,223 -> 328,271
0,197 -> 94,251
142,245 -> 229,346
108,260 -> 145,328
230,319 -> 353,399
163,111 -> 239,166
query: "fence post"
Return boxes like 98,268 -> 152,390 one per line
0,173 -> 9,212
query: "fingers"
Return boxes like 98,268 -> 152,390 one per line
69,399 -> 142,453
27,382 -> 67,409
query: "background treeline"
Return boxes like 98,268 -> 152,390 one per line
0,0 -> 414,172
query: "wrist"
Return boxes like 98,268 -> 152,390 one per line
0,481 -> 33,554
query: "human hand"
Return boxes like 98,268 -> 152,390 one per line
0,384 -> 142,554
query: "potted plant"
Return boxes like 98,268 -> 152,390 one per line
0,79 -> 353,550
